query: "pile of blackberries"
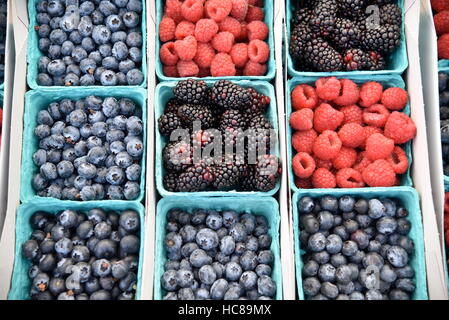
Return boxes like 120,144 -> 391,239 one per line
21,208 -> 141,300
298,195 -> 417,300
439,72 -> 449,175
161,208 -> 277,300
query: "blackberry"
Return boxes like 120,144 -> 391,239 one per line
289,23 -> 314,60
239,165 -> 257,191
303,38 -> 343,71
165,98 -> 183,114
173,79 -> 208,104
330,18 -> 361,51
365,51 -> 386,70
163,141 -> 192,172
338,0 -> 366,18
178,104 -> 215,129
369,0 -> 394,5
191,129 -> 217,151
299,0 -> 319,9
248,114 -> 272,131
361,24 -> 400,54
163,172 -> 178,192
158,112 -> 184,137
219,110 -> 247,133
309,0 -> 338,36
247,88 -> 270,115
380,4 -> 402,27
254,155 -> 280,192
343,48 -> 369,71
247,114 -> 276,157
291,8 -> 312,26
212,161 -> 241,190
177,162 -> 215,192
210,80 -> 251,110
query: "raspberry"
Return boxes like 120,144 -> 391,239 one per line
384,112 -> 417,144
338,123 -> 365,148
295,177 -> 312,189
181,0 -> 204,23
230,43 -> 248,67
336,168 -> 365,188
243,61 -> 267,76
175,21 -> 195,40
246,5 -> 264,22
165,0 -> 183,23
333,79 -> 359,106
247,21 -> 269,41
332,147 -> 357,169
431,0 -> 449,12
438,34 -> 449,59
445,192 -> 449,213
177,60 -> 199,77
363,104 -> 390,128
160,42 -> 179,66
381,87 -> 409,111
194,19 -> 219,42
312,168 -> 337,188
210,53 -> 236,76
365,133 -> 394,161
313,130 -> 342,160
159,16 -> 176,42
340,104 -> 363,125
248,0 -> 259,5
198,67 -> 211,77
290,108 -> 314,131
212,31 -> 235,53
236,22 -> 248,41
231,0 -> 249,21
387,146 -> 408,174
313,103 -> 344,133
219,17 -> 242,38
314,157 -> 333,170
362,159 -> 396,187
292,152 -> 316,179
163,65 -> 179,77
359,81 -> 383,107
194,42 -> 216,68
434,11 -> 449,35
315,77 -> 342,101
361,126 -> 383,148
174,35 -> 198,61
353,151 -> 372,173
291,84 -> 319,110
446,229 -> 449,247
292,129 -> 317,153
248,39 -> 270,63
205,0 -> 232,22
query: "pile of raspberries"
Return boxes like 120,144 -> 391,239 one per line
432,0 -> 449,59
290,77 -> 417,189
159,0 -> 270,78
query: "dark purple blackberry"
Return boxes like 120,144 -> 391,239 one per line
239,165 -> 257,191
212,161 -> 241,190
247,114 -> 277,157
338,0 -> 366,18
254,155 -> 280,192
380,4 -> 402,27
365,51 -> 386,70
248,114 -> 273,131
299,0 -> 319,9
210,80 -> 252,110
191,129 -> 217,151
303,38 -> 343,71
163,172 -> 179,192
289,23 -> 314,60
158,112 -> 184,137
361,24 -> 400,54
330,18 -> 361,50
291,7 -> 312,26
163,141 -> 192,172
165,98 -> 183,114
177,162 -> 215,192
343,48 -> 369,71
177,104 -> 215,129
247,88 -> 270,115
309,0 -> 338,36
219,110 -> 247,133
173,79 -> 208,104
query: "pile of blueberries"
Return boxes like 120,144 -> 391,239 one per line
298,195 -> 417,300
21,208 -> 141,300
439,72 -> 449,175
35,0 -> 144,86
32,96 -> 144,201
161,208 -> 277,300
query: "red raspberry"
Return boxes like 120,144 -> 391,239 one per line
314,156 -> 333,170
248,39 -> 269,63
160,42 -> 179,66
333,79 -> 359,106
174,35 -> 197,60
177,60 -> 199,77
384,112 -> 417,144
387,146 -> 408,174
194,19 -> 219,43
313,103 -> 344,133
219,17 -> 242,38
248,0 -> 259,5
293,152 -> 316,179
247,21 -> 269,41
175,21 -> 195,40
212,31 -> 235,53
332,147 -> 357,169
340,104 -> 363,125
363,104 -> 390,128
353,151 -> 372,174
194,42 -> 216,68
292,129 -> 317,153
181,0 -> 204,23
381,87 -> 409,111
365,133 -> 394,161
295,177 -> 312,189
362,159 -> 396,187
165,0 -> 183,23
359,81 -> 383,107
361,126 -> 383,148
336,168 -> 365,188
313,130 -> 342,160
338,123 -> 365,148
210,53 -> 236,76
198,67 -> 211,77
159,16 -> 176,42
163,65 -> 179,77
446,229 -> 449,247
432,0 -> 449,12
445,192 -> 449,214
236,22 -> 248,41
291,84 -> 319,110
230,43 -> 248,67
243,61 -> 267,76
205,0 -> 232,22
231,0 -> 249,21
312,168 -> 337,188
438,34 -> 449,59
246,5 -> 264,22
434,11 -> 449,35
315,77 -> 341,101
290,109 -> 314,131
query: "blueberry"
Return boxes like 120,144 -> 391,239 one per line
386,246 -> 408,267
93,239 -> 117,259
355,214 -> 372,229
196,228 -> 219,250
124,163 -> 141,181
362,252 -> 384,269
238,250 -> 256,271
320,281 -> 338,299
317,211 -> 334,231
396,207 -> 408,218
341,240 -> 358,257
330,253 -> 347,267
338,196 -> 355,212
126,68 -> 143,85
351,230 -> 369,249
257,250 -> 274,265
368,240 -> 382,252
126,137 -> 143,157
333,226 -> 349,241
325,234 -> 343,254
396,218 -> 411,235
389,289 -> 410,300
368,199 -> 386,219
126,31 -> 142,47
22,240 -> 40,260
71,245 -> 90,263
176,269 -> 194,288
127,0 -> 143,12
308,232 -> 326,252
189,248 -> 211,268
49,29 -> 67,45
349,291 -> 365,300
119,98 -> 136,115
257,275 -> 276,297
123,11 -> 139,28
318,263 -> 336,282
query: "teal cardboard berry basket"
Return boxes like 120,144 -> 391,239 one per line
292,187 -> 428,300
20,87 -> 147,203
439,60 -> 449,69
155,0 -> 275,81
286,74 -> 413,193
285,0 -> 408,77
153,196 -> 282,300
8,199 -> 145,300
27,0 -> 147,89
155,80 -> 280,197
